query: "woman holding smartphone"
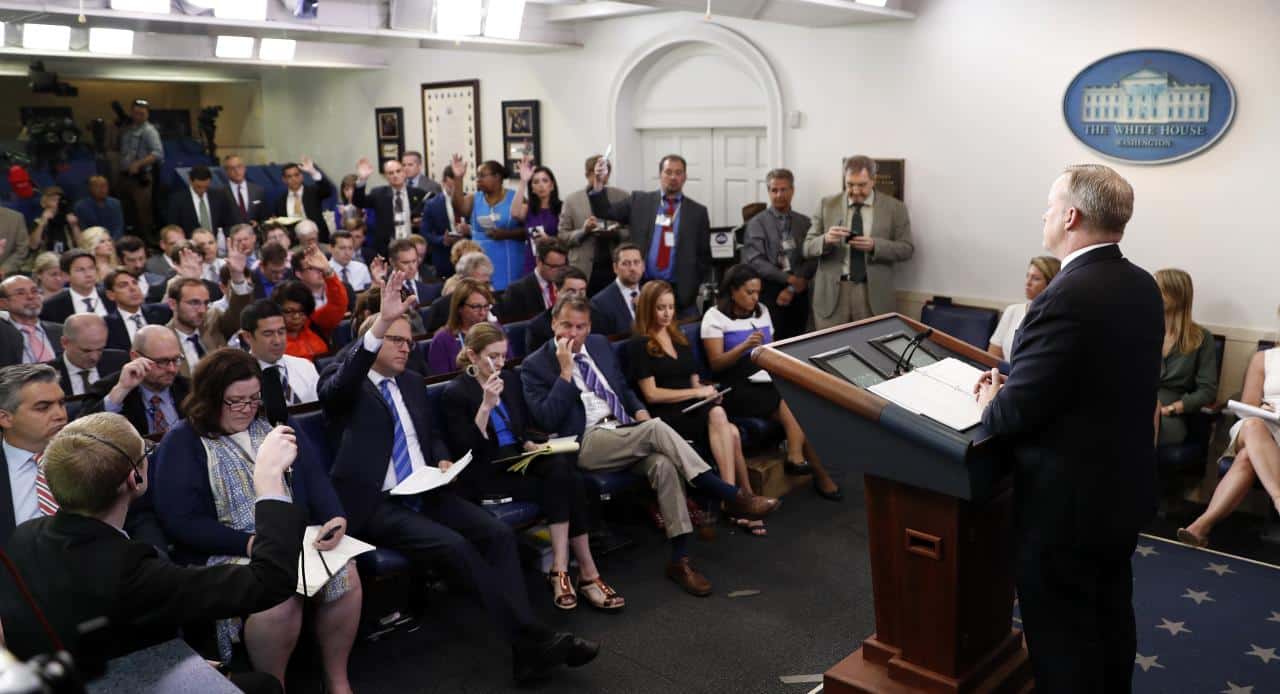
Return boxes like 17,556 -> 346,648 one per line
523,166 -> 563,274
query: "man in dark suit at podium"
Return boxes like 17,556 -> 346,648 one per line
977,164 -> 1162,693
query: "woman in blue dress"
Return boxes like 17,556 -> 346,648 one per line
449,154 -> 533,291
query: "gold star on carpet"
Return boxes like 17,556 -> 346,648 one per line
1134,653 -> 1164,672
1245,644 -> 1278,664
1155,618 -> 1190,636
1205,562 -> 1235,576
1134,545 -> 1158,557
1182,588 -> 1214,605
1221,682 -> 1253,694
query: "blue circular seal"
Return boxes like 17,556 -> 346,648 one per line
1063,49 -> 1235,164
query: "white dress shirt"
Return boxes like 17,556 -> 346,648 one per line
615,278 -> 639,322
1059,242 -> 1118,272
3,438 -> 42,526
62,352 -> 100,396
362,332 -> 429,490
569,345 -> 621,427
69,287 -> 109,317
257,354 -> 320,405
330,258 -> 372,291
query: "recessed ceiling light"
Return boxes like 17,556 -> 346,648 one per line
484,0 -> 526,40
89,27 -> 136,55
438,0 -> 483,36
259,38 -> 296,62
23,24 -> 72,51
215,0 -> 268,21
215,35 -> 255,59
855,0 -> 889,7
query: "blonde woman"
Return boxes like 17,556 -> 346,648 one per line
988,256 -> 1061,360
443,239 -> 484,295
79,226 -> 120,282
31,252 -> 66,297
1154,268 -> 1218,446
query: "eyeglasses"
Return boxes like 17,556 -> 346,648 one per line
223,393 -> 263,412
139,352 -> 185,369
463,302 -> 493,311
543,260 -> 567,269
384,335 -> 413,348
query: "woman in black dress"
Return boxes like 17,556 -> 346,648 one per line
702,264 -> 842,501
442,323 -> 624,612
628,281 -> 764,534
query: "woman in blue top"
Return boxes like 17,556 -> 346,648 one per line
449,155 -> 533,291
153,348 -> 360,693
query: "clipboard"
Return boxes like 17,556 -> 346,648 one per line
681,387 -> 733,414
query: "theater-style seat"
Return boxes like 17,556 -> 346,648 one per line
679,322 -> 782,452
331,319 -> 353,350
503,320 -> 530,360
142,302 -> 173,324
920,297 -> 999,350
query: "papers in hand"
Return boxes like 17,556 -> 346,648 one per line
681,387 -> 733,414
390,451 -> 473,495
297,527 -> 375,597
747,370 -> 773,384
494,436 -> 580,473
868,358 -> 985,431
1227,400 -> 1280,424
265,216 -> 304,226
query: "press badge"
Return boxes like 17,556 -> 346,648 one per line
663,231 -> 676,246
654,213 -> 672,227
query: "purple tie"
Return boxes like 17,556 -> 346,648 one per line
574,354 -> 631,424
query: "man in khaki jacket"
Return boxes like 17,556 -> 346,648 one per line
803,155 -> 914,329
558,154 -> 629,296
0,207 -> 29,276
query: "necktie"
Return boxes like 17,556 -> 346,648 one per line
292,192 -> 303,217
188,333 -> 206,359
197,194 -> 211,230
394,191 -> 406,238
656,197 -> 676,271
131,313 -> 145,332
574,354 -> 632,424
628,290 -> 638,317
34,454 -> 57,516
378,380 -> 415,483
78,370 -> 92,394
236,186 -> 247,216
83,297 -> 96,313
273,365 -> 295,404
149,394 -> 171,435
546,281 -> 557,309
341,267 -> 350,285
18,324 -> 50,363
849,202 -> 867,283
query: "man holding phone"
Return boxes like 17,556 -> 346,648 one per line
803,155 -> 914,330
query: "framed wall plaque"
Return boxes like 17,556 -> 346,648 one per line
501,99 -> 540,177
374,107 -> 405,167
422,80 -> 480,193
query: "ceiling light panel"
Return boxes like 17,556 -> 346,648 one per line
215,35 -> 255,59
89,27 -> 136,55
259,38 -> 296,61
110,0 -> 171,13
23,24 -> 72,51
484,0 -> 526,40
438,0 -> 483,36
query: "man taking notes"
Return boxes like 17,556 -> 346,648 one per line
976,164 -> 1163,693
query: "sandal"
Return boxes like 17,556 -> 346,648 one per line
1176,527 -> 1208,548
745,520 -> 767,537
548,571 -> 577,610
578,576 -> 626,611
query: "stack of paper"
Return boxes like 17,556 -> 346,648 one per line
297,527 -> 376,596
868,358 -> 985,431
1226,400 -> 1280,424
494,436 -> 580,473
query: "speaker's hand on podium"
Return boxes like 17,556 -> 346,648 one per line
974,368 -> 1005,410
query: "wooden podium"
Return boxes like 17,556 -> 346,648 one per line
753,314 -> 1033,694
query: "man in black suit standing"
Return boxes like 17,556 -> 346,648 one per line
976,164 -> 1163,693
86,326 -> 189,438
0,276 -> 63,363
588,243 -> 644,337
165,165 -> 231,235
589,155 -> 710,311
271,158 -> 334,242
221,154 -> 267,227
54,314 -> 128,398
499,237 -> 568,322
352,157 -> 428,257
318,272 -> 597,685
0,410 -> 300,694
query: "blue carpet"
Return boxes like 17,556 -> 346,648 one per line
1015,534 -> 1280,694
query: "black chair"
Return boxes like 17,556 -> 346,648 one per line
919,296 -> 999,350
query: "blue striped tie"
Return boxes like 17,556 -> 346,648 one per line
575,354 -> 632,424
378,379 -> 415,483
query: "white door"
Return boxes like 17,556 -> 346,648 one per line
639,127 -> 767,227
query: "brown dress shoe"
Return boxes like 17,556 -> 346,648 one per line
665,558 -> 712,597
722,489 -> 780,521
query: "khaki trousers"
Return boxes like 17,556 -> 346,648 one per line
578,419 -> 711,538
814,280 -> 872,330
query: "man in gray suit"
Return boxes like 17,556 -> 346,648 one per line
590,154 -> 711,311
803,155 -> 913,329
559,154 -> 630,296
402,151 -> 443,197
0,207 -> 29,277
743,168 -> 818,340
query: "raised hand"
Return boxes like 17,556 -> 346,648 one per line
119,357 -> 152,391
356,157 -> 375,181
369,255 -> 388,288
450,153 -> 468,180
300,156 -> 317,174
379,269 -> 418,323
518,155 -> 535,183
176,247 -> 203,279
305,246 -> 330,274
254,425 -> 298,498
225,243 -> 247,279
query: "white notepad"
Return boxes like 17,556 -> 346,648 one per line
389,451 -> 473,495
297,528 -> 376,597
1226,400 -> 1280,424
868,358 -> 986,431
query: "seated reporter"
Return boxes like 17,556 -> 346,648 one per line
442,323 -> 623,612
1154,268 -> 1218,446
154,349 -> 359,693
702,264 -> 841,500
526,266 -> 588,355
988,256 -> 1060,361
629,281 -> 764,535
0,411 -> 303,694
317,272 -> 598,685
426,278 -> 507,376
270,279 -> 339,363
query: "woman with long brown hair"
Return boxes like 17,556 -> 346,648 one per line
1154,268 -> 1218,446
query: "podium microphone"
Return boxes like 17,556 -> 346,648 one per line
894,328 -> 933,376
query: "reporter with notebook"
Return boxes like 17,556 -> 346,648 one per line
441,323 -> 624,612
0,412 -> 302,694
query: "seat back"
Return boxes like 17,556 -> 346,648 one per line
331,319 -> 353,350
503,320 -> 530,360
920,298 -> 999,350
292,409 -> 333,471
680,321 -> 712,380
143,302 -> 173,324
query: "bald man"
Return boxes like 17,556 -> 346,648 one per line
54,314 -> 128,398
85,326 -> 189,437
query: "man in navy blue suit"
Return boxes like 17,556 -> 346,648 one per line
521,295 -> 779,597
420,167 -> 471,279
588,243 -> 644,337
317,272 -> 596,685
977,164 -> 1163,693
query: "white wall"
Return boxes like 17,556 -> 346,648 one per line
261,0 -> 1280,332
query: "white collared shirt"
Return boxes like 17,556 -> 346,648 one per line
1059,242 -> 1118,272
614,278 -> 639,321
362,332 -> 429,490
117,307 -> 146,344
257,354 -> 320,406
69,287 -> 108,317
329,258 -> 372,291
173,326 -> 204,369
190,187 -> 212,227
62,352 -> 99,396
229,181 -> 251,213
2,438 -> 42,525
569,345 -> 619,428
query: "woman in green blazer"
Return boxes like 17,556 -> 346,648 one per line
1155,268 -> 1218,445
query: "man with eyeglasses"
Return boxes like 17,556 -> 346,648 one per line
87,326 -> 189,438
165,278 -> 226,380
0,276 -> 63,364
319,272 -> 598,684
498,237 -> 568,322
525,266 -> 587,355
804,154 -> 914,329
240,299 -> 319,425
53,314 -> 128,398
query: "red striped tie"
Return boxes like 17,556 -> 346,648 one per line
34,454 -> 58,516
